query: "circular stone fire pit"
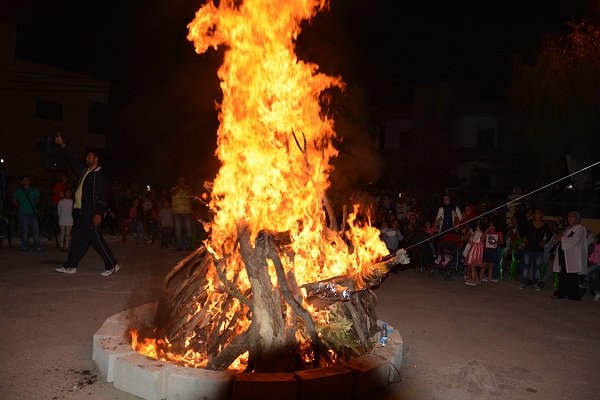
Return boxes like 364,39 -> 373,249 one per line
92,302 -> 403,400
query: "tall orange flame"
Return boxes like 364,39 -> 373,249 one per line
131,0 -> 388,369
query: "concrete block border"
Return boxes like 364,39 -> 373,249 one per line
93,304 -> 403,400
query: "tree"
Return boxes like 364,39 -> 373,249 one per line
509,20 -> 600,177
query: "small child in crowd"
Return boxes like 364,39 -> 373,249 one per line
57,188 -> 73,251
465,222 -> 483,285
587,233 -> 600,301
379,220 -> 404,253
424,220 -> 438,237
159,199 -> 173,249
480,222 -> 503,285
127,197 -> 145,246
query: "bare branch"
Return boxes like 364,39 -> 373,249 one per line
211,253 -> 252,308
207,328 -> 253,370
322,195 -> 339,231
261,232 -> 323,365
161,246 -> 206,293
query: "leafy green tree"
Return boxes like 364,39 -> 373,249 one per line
509,21 -> 600,176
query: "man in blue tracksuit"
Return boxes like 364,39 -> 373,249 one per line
53,132 -> 120,276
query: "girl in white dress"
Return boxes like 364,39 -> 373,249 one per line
57,189 -> 74,251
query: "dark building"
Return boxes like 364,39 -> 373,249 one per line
0,23 -> 110,188
374,81 -> 535,193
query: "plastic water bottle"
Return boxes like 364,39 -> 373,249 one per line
379,323 -> 388,347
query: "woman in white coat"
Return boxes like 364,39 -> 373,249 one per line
552,211 -> 588,301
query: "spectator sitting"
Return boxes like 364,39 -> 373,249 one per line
379,220 -> 404,254
403,211 -> 418,243
434,231 -> 463,267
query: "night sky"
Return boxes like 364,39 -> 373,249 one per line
3,0 -> 599,183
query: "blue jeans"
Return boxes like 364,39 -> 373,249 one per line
521,250 -> 543,286
19,213 -> 40,249
173,213 -> 192,249
128,220 -> 144,244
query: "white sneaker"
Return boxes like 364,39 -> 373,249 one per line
55,266 -> 77,274
594,293 -> 600,302
100,264 -> 120,277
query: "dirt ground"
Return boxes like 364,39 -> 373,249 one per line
1,239 -> 599,400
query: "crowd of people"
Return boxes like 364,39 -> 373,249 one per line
372,185 -> 600,301
1,136 -> 599,292
112,176 -> 206,251
0,134 -> 211,277
5,172 -> 207,253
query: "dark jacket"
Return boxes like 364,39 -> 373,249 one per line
524,221 -> 553,252
63,147 -> 110,219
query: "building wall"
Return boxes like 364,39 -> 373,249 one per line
375,81 -> 533,191
452,115 -> 499,148
0,23 -> 110,193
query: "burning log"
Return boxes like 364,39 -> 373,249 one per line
139,227 -> 409,373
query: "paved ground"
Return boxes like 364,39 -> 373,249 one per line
1,238 -> 599,400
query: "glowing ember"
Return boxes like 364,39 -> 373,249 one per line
130,0 -> 393,372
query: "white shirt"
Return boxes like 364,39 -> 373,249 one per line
57,198 -> 74,226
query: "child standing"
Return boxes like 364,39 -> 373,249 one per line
587,233 -> 600,301
424,220 -> 438,237
465,222 -> 484,285
57,188 -> 74,251
481,222 -> 504,285
127,197 -> 145,246
159,200 -> 173,249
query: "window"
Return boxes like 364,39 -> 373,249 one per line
476,128 -> 495,147
87,102 -> 109,134
399,131 -> 412,148
384,130 -> 412,150
36,100 -> 62,121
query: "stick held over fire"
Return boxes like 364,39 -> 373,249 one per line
302,249 -> 410,302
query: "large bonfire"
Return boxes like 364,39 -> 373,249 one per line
131,0 -> 407,373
